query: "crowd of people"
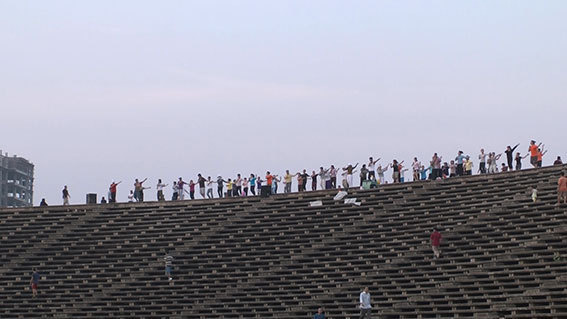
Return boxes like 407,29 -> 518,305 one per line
37,140 -> 564,206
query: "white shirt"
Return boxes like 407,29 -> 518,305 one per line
368,162 -> 375,171
206,180 -> 215,190
360,291 -> 371,309
156,183 -> 166,191
412,161 -> 421,171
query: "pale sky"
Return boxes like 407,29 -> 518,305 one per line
1,1 -> 566,205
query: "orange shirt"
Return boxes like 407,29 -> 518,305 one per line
266,174 -> 273,186
559,176 -> 567,192
529,145 -> 538,157
537,151 -> 543,162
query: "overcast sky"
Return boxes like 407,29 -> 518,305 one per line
1,1 -> 566,205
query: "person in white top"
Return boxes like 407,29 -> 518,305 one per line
359,287 -> 372,318
478,149 -> 487,174
128,190 -> 135,202
368,157 -> 380,180
206,177 -> 215,199
156,179 -> 167,201
412,157 -> 421,181
242,178 -> 249,196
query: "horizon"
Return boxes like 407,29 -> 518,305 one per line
1,1 -> 566,205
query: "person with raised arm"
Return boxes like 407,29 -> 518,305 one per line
528,140 -> 543,168
376,163 -> 390,184
134,178 -> 148,202
156,179 -> 167,201
283,170 -> 298,193
537,145 -> 547,168
342,163 -> 359,189
515,152 -> 529,170
318,166 -> 330,190
310,170 -> 319,191
478,149 -> 487,174
216,176 -> 227,198
329,165 -> 338,189
109,181 -> 121,203
504,143 -> 520,170
367,156 -> 380,180
206,176 -> 215,199
412,157 -> 421,181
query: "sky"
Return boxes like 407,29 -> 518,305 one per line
1,0 -> 566,205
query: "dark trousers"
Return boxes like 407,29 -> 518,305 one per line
250,185 -> 256,195
479,162 -> 486,174
189,191 -> 195,200
359,308 -> 371,319
172,192 -> 178,201
330,177 -> 337,188
456,164 -> 463,176
217,187 -> 223,198
110,192 -> 116,203
157,190 -> 164,201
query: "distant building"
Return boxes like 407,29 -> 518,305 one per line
0,151 -> 34,207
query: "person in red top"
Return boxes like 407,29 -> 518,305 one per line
430,228 -> 442,258
109,181 -> 121,203
558,172 -> 567,205
266,172 -> 273,186
528,140 -> 542,168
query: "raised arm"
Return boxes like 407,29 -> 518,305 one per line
511,143 -> 520,152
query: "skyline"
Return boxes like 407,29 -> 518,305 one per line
1,1 -> 566,205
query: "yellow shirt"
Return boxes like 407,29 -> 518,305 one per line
465,160 -> 473,171
284,174 -> 293,183
227,182 -> 233,190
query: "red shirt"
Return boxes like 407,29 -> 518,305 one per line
110,183 -> 118,193
266,175 -> 273,186
430,231 -> 442,246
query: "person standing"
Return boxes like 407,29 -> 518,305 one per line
529,140 -> 542,168
478,149 -> 487,174
265,172 -> 273,194
359,287 -> 372,319
171,182 -> 178,201
134,178 -> 148,202
242,177 -> 249,196
272,175 -> 280,194
176,178 -> 187,200
206,176 -> 215,199
430,228 -> 442,258
39,198 -> 48,206
109,181 -> 121,203
164,253 -> 174,281
30,268 -> 40,297
504,143 -> 520,170
217,176 -> 226,198
329,165 -> 338,189
283,170 -> 296,193
235,174 -> 243,196
156,179 -> 167,201
558,172 -> 567,205
249,174 -> 257,196
465,156 -> 473,175
188,180 -> 196,199
342,163 -> 359,188
197,174 -> 207,199
554,156 -> 563,165
359,164 -> 369,186
376,163 -> 389,184
367,157 -> 380,180
392,160 -> 400,183
128,190 -> 135,202
537,146 -> 547,168
455,151 -> 466,176
412,157 -> 421,181
226,178 -> 233,197
310,170 -> 319,191
62,186 -> 70,205
300,170 -> 309,192
515,152 -> 528,170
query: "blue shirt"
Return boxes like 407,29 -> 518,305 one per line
250,177 -> 256,186
456,154 -> 466,164
32,272 -> 40,284
360,291 -> 371,309
313,313 -> 325,319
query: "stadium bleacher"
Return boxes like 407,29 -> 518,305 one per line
1,165 -> 566,318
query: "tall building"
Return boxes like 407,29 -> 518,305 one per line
0,151 -> 34,207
